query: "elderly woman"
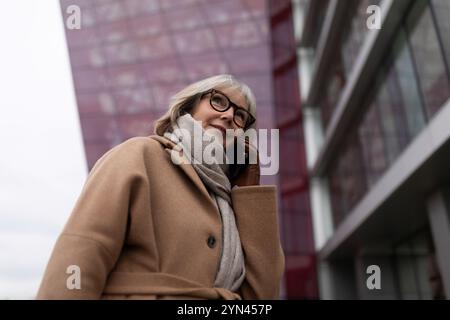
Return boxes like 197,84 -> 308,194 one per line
36,74 -> 285,300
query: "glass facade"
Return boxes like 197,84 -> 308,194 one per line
358,100 -> 388,188
326,0 -> 450,228
389,30 -> 426,139
328,130 -> 367,226
60,0 -> 274,169
341,0 -> 381,75
431,0 -> 450,71
270,0 -> 319,299
318,0 -> 380,131
406,1 -> 450,119
393,228 -> 445,300
318,52 -> 346,129
376,67 -> 411,164
309,0 -> 330,50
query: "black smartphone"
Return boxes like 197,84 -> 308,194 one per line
228,136 -> 249,180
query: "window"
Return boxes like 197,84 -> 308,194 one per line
431,0 -> 450,72
358,101 -> 388,187
325,0 -> 450,230
341,0 -> 382,75
406,1 -> 450,119
374,29 -> 426,164
319,51 -> 346,130
393,229 -> 438,300
328,131 -> 367,224
310,0 -> 330,50
328,161 -> 345,227
375,69 -> 409,164
391,30 -> 427,138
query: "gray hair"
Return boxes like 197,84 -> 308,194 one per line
153,74 -> 257,136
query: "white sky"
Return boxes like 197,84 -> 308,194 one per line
0,1 -> 87,299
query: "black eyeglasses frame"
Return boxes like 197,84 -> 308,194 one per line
201,89 -> 256,129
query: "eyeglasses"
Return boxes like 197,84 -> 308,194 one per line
201,89 -> 255,129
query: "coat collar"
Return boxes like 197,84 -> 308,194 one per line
148,135 -> 219,213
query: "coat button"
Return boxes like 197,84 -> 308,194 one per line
207,235 -> 216,248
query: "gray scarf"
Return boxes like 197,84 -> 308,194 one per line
163,114 -> 246,292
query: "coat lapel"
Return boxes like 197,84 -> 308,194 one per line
148,135 -> 218,212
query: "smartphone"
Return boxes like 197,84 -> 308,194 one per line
228,136 -> 249,180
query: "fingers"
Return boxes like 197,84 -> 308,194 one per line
244,140 -> 259,165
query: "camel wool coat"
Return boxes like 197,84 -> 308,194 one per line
36,135 -> 285,300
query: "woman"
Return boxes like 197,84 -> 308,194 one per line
36,74 -> 285,300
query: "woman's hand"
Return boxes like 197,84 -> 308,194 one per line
230,137 -> 260,187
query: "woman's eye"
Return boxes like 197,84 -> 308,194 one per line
235,111 -> 247,121
212,95 -> 227,107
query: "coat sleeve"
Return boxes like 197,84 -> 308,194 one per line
36,139 -> 150,299
231,185 -> 285,300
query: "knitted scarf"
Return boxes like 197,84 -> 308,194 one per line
163,113 -> 246,292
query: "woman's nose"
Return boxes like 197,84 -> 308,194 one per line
220,117 -> 234,129
219,107 -> 234,123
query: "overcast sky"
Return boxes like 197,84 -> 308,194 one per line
0,1 -> 87,299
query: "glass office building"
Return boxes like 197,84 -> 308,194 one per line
294,0 -> 450,299
269,0 -> 319,299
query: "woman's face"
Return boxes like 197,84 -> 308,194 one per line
190,87 -> 249,143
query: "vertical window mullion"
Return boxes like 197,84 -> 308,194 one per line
428,0 -> 450,84
403,22 -> 429,123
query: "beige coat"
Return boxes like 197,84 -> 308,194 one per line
36,135 -> 285,300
